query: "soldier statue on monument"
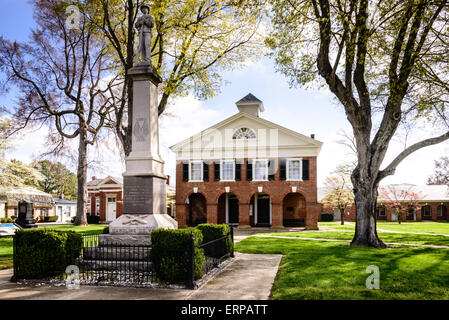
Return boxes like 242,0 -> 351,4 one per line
134,5 -> 154,66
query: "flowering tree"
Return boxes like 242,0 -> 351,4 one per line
321,164 -> 354,225
378,185 -> 423,224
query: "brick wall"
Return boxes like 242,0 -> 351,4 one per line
175,157 -> 319,229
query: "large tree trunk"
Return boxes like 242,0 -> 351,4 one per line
350,171 -> 387,248
74,132 -> 88,226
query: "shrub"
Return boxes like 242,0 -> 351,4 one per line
150,228 -> 205,284
11,215 -> 17,220
87,215 -> 100,224
321,213 -> 334,221
6,218 -> 13,223
102,226 -> 109,234
195,224 -> 233,258
14,229 -> 83,279
0,218 -> 6,223
39,216 -> 58,223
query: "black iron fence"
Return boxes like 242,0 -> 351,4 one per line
12,227 -> 234,289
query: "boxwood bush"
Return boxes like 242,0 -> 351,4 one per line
14,229 -> 83,279
87,215 -> 100,224
150,228 -> 205,284
195,224 -> 233,258
321,213 -> 334,221
40,216 -> 59,223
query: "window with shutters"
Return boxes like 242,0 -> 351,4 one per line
221,160 -> 235,181
287,158 -> 302,180
253,159 -> 268,181
189,161 -> 203,181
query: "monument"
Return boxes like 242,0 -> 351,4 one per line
15,200 -> 37,229
99,5 -> 177,246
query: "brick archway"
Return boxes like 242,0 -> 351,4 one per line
186,193 -> 207,226
217,192 -> 240,225
183,191 -> 208,204
282,192 -> 307,227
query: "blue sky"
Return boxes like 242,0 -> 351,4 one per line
2,0 -> 448,187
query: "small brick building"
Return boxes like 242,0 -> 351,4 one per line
320,184 -> 449,222
170,94 -> 323,229
87,176 -> 124,222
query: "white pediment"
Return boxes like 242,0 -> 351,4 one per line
170,112 -> 322,160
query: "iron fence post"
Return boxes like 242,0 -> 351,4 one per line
230,226 -> 235,258
188,232 -> 195,289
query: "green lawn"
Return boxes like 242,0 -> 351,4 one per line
319,221 -> 449,234
265,230 -> 449,246
235,237 -> 449,299
0,237 -> 13,270
0,224 -> 107,270
38,224 -> 108,234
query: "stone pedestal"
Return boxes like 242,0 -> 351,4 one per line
100,63 -> 177,247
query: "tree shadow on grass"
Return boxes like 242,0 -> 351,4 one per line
235,237 -> 449,300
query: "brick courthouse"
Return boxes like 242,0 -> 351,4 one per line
170,94 -> 323,229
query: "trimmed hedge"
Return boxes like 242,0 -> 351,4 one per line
87,215 -> 100,224
321,213 -> 334,221
14,229 -> 83,279
195,223 -> 233,258
40,216 -> 59,223
1,218 -> 13,223
150,228 -> 205,284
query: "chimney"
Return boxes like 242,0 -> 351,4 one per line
92,176 -> 96,180
310,134 -> 315,139
166,175 -> 170,185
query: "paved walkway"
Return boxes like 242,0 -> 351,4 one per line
0,252 -> 282,300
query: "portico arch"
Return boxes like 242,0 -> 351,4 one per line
282,192 -> 306,227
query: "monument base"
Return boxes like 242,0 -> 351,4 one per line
100,214 -> 178,246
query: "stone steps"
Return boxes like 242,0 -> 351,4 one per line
99,234 -> 152,247
83,246 -> 151,261
77,258 -> 153,272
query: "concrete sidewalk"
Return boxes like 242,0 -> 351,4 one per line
0,252 -> 282,300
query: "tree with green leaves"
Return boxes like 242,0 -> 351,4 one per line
32,160 -> 78,201
82,0 -> 264,155
266,0 -> 449,247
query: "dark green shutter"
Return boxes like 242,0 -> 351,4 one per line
203,162 -> 209,181
235,161 -> 241,181
214,162 -> 220,181
268,160 -> 275,181
246,160 -> 252,181
280,158 -> 286,180
302,159 -> 309,180
182,162 -> 189,182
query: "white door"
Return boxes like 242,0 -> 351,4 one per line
58,206 -> 63,222
106,197 -> 116,221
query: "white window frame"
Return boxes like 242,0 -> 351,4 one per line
189,160 -> 203,182
95,197 -> 100,215
220,160 -> 235,181
286,158 -> 302,181
253,159 -> 269,181
378,206 -> 386,216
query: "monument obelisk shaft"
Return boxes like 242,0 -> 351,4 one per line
101,5 -> 177,246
